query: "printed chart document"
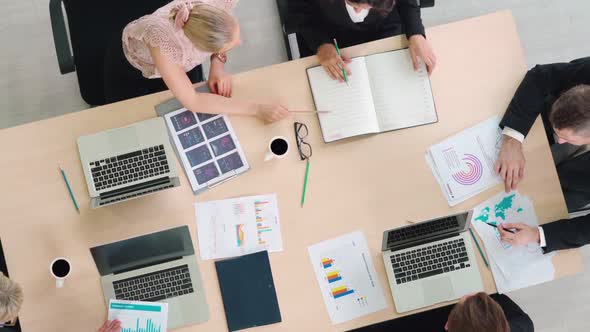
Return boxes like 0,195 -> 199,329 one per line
195,194 -> 283,260
426,116 -> 503,206
307,49 -> 438,143
471,191 -> 555,293
108,300 -> 168,332
308,231 -> 387,324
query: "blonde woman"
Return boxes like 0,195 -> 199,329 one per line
0,272 -> 23,326
104,0 -> 289,123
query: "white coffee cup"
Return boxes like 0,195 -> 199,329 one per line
264,136 -> 289,161
50,257 -> 71,288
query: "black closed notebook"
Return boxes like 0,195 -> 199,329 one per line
215,251 -> 282,331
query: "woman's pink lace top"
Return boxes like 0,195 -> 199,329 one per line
123,0 -> 237,79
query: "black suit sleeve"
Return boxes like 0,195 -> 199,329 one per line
395,0 -> 425,38
491,294 -> 534,332
542,213 -> 590,253
499,58 -> 590,137
288,0 -> 333,53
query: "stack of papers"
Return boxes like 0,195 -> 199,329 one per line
471,191 -> 555,293
308,231 -> 387,324
426,116 -> 503,206
195,194 -> 283,260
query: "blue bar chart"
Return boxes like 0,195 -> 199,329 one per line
109,300 -> 168,332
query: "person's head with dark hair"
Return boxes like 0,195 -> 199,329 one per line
345,0 -> 396,15
550,84 -> 590,145
445,292 -> 509,332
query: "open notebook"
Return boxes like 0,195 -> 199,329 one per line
307,49 -> 438,143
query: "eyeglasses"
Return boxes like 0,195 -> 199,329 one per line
294,122 -> 312,160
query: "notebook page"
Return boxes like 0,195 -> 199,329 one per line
365,50 -> 437,132
307,57 -> 379,142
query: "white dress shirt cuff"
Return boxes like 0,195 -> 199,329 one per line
502,127 -> 525,143
538,226 -> 547,247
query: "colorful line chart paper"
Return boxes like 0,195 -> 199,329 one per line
471,191 -> 555,293
308,231 -> 387,324
108,300 -> 168,332
195,194 -> 283,260
426,116 -> 503,206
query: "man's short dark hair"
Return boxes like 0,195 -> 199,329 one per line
550,85 -> 590,133
447,292 -> 509,332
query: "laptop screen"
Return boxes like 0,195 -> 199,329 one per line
90,225 -> 194,276
382,211 -> 472,252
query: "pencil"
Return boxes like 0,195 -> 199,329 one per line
59,165 -> 80,213
301,160 -> 311,207
469,228 -> 489,268
485,222 -> 515,234
332,39 -> 350,86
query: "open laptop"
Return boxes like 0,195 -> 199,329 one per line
90,226 -> 209,329
77,117 -> 180,208
382,211 -> 483,313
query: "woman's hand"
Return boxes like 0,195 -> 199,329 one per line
208,57 -> 232,97
97,320 -> 121,332
408,35 -> 437,75
256,103 -> 290,123
317,44 -> 351,82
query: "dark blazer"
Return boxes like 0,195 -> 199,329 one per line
542,213 -> 590,253
348,294 -> 533,332
289,0 -> 425,53
499,57 -> 590,144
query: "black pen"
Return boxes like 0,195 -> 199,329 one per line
485,222 -> 515,234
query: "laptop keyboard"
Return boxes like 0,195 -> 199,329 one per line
387,217 -> 460,246
390,238 -> 470,284
113,265 -> 194,302
89,144 -> 170,191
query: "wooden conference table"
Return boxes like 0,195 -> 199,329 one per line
0,10 -> 583,332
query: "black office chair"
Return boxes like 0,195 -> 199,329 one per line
49,0 -> 203,106
276,0 -> 436,60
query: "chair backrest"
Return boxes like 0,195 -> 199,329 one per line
61,0 -> 169,105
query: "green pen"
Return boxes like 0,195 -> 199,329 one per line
332,38 -> 350,86
469,228 -> 489,269
59,165 -> 80,213
301,160 -> 311,207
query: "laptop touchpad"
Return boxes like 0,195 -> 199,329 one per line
108,126 -> 139,153
423,277 -> 454,303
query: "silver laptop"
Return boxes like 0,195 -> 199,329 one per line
382,211 -> 483,313
90,226 -> 209,329
77,117 -> 180,208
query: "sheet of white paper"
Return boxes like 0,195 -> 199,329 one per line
427,116 -> 503,206
308,57 -> 380,142
364,50 -> 437,131
108,300 -> 169,332
471,191 -> 555,293
195,194 -> 283,260
308,231 -> 387,324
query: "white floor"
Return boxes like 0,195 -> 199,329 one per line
2,0 -> 590,330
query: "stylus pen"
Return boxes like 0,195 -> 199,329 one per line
59,165 -> 80,213
332,39 -> 350,86
469,228 -> 489,268
484,222 -> 515,234
301,160 -> 311,207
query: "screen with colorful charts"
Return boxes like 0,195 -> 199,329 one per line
164,109 -> 249,194
308,231 -> 386,324
108,300 -> 168,332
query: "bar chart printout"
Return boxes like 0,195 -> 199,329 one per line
108,300 -> 169,332
308,231 -> 387,324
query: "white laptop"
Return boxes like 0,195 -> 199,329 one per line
77,117 -> 180,208
382,211 -> 483,313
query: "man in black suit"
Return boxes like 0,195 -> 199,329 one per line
289,0 -> 436,80
351,292 -> 533,332
496,57 -> 590,212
